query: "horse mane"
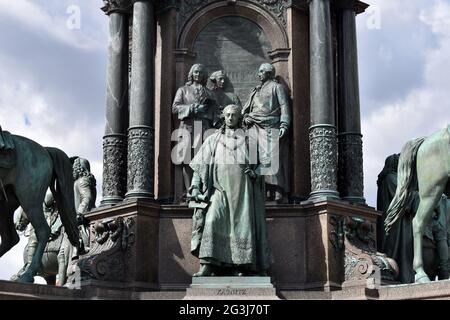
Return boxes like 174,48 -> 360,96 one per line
384,137 -> 426,234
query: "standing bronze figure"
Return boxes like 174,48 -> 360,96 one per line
209,70 -> 241,128
243,63 -> 291,203
189,104 -> 271,277
172,64 -> 216,201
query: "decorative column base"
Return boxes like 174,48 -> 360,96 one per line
101,134 -> 128,206
338,132 -> 366,204
126,126 -> 154,200
309,124 -> 340,200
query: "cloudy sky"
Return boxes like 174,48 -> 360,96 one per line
0,0 -> 449,281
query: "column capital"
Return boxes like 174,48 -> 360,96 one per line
101,0 -> 132,15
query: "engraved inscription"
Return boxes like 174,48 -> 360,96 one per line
216,288 -> 248,295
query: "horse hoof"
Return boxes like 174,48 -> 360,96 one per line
415,273 -> 431,284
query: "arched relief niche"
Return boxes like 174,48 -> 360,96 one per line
194,16 -> 272,102
176,1 -> 291,89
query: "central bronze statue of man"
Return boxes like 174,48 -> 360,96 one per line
188,104 -> 271,277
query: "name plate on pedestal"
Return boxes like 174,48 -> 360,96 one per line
184,277 -> 279,300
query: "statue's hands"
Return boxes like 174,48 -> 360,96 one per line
244,167 -> 257,179
279,128 -> 287,139
243,115 -> 253,127
195,104 -> 207,114
190,188 -> 200,201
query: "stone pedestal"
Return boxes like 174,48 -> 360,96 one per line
71,199 -> 387,293
185,277 -> 279,300
76,200 -> 160,291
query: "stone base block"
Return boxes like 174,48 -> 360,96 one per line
184,277 -> 279,300
78,199 -> 384,292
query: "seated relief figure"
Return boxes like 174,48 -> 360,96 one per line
243,63 -> 291,203
172,64 -> 216,202
188,104 -> 271,277
209,70 -> 242,128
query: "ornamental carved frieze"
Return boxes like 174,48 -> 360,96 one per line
127,127 -> 154,194
329,215 -> 399,285
337,133 -> 364,200
166,0 -> 291,34
72,217 -> 136,283
309,126 -> 338,192
101,0 -> 132,15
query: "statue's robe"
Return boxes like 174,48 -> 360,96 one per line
190,130 -> 271,272
378,154 -> 415,283
242,79 -> 291,193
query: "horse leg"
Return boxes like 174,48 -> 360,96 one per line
17,206 -> 51,283
413,192 -> 445,283
56,235 -> 71,286
0,191 -> 20,257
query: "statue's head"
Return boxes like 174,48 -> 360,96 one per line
187,64 -> 208,86
221,104 -> 243,129
386,153 -> 400,173
258,63 -> 275,83
210,70 -> 228,89
73,157 -> 92,180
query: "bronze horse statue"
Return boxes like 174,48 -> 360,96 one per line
0,129 -> 79,283
385,125 -> 450,283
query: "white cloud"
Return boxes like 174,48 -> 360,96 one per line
0,236 -> 27,281
0,51 -> 104,281
0,0 -> 105,50
362,0 -> 450,207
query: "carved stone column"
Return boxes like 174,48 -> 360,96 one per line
337,3 -> 365,204
309,0 -> 339,199
126,0 -> 155,200
101,0 -> 132,206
